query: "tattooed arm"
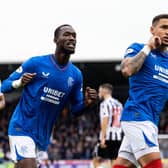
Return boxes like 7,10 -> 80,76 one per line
121,36 -> 161,77
121,50 -> 148,77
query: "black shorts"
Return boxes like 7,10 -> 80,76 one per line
94,140 -> 122,160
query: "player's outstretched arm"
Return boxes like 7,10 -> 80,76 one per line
121,36 -> 161,77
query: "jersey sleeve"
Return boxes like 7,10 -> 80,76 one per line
100,102 -> 110,119
112,101 -> 123,127
70,70 -> 84,115
1,57 -> 36,93
124,43 -> 144,58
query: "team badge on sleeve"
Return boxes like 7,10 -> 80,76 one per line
16,66 -> 23,73
124,48 -> 134,56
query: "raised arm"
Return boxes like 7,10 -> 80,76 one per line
121,36 -> 161,77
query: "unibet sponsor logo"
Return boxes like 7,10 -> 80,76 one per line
43,87 -> 65,98
41,87 -> 65,105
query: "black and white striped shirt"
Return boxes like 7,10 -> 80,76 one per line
99,97 -> 123,141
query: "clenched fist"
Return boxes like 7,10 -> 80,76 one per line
85,87 -> 97,106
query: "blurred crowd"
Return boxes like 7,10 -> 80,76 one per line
0,102 -> 14,163
0,99 -> 168,163
48,106 -> 99,161
159,105 -> 168,158
159,104 -> 168,134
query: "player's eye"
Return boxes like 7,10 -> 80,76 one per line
63,32 -> 70,36
160,25 -> 168,29
63,32 -> 76,38
72,33 -> 76,38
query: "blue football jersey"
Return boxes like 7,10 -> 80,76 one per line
1,54 -> 84,150
121,43 -> 168,126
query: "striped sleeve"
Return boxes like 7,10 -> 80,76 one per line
112,100 -> 123,127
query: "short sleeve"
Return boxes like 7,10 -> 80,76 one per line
124,43 -> 144,58
100,103 -> 109,118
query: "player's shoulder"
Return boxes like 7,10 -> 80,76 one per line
70,63 -> 82,76
25,54 -> 51,64
124,42 -> 145,56
129,42 -> 144,49
101,98 -> 112,106
111,97 -> 122,106
29,54 -> 51,61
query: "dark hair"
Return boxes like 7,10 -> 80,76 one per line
99,83 -> 113,93
152,14 -> 168,26
54,24 -> 72,41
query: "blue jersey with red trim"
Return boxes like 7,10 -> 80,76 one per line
121,43 -> 168,126
1,54 -> 84,150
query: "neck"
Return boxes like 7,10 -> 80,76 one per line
157,46 -> 168,52
54,50 -> 70,65
104,94 -> 112,100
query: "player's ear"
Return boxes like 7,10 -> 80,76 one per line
53,38 -> 57,43
150,26 -> 155,35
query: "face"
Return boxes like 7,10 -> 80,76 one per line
151,18 -> 168,47
56,26 -> 77,54
98,87 -> 105,100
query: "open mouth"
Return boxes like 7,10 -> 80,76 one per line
68,43 -> 75,48
66,42 -> 75,49
163,36 -> 168,42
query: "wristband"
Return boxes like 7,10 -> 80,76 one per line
12,79 -> 22,88
141,45 -> 151,55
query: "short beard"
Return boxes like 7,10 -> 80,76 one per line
62,47 -> 75,55
65,49 -> 75,55
57,45 -> 75,55
161,42 -> 168,47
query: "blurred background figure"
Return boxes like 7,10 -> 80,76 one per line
93,83 -> 123,168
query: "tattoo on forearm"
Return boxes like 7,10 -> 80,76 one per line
122,51 -> 147,75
